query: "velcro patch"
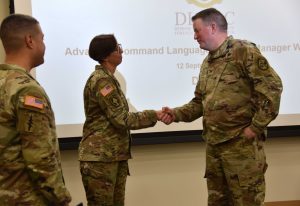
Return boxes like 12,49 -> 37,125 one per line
257,58 -> 268,70
100,85 -> 114,96
24,95 -> 44,109
109,96 -> 120,107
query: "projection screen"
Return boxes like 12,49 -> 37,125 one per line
14,0 -> 300,137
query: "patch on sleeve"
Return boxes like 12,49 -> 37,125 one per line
257,58 -> 269,70
27,114 -> 33,132
24,95 -> 44,109
100,85 -> 114,96
109,95 -> 121,107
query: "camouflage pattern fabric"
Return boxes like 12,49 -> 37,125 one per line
206,135 -> 267,206
80,161 -> 128,206
173,36 -> 282,144
172,36 -> 282,205
78,65 -> 157,162
0,64 -> 71,205
79,65 -> 157,205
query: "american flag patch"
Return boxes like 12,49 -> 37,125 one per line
24,95 -> 44,109
100,85 -> 114,96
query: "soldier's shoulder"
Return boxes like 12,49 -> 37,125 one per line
87,69 -> 113,87
95,68 -> 110,78
6,71 -> 45,99
229,38 -> 260,58
5,70 -> 36,88
230,38 -> 257,50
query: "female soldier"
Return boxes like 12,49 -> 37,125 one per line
78,34 -> 162,206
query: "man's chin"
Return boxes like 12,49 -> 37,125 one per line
34,59 -> 45,68
199,44 -> 209,51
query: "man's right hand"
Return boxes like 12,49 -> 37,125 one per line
160,107 -> 175,125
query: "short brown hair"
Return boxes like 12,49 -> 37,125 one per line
0,14 -> 39,51
88,34 -> 117,63
192,8 -> 227,32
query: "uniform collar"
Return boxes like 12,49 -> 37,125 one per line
95,64 -> 113,75
95,64 -> 120,85
207,36 -> 233,62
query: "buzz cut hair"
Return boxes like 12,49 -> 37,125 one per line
0,14 -> 39,51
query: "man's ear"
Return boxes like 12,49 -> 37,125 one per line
211,22 -> 217,34
25,34 -> 34,49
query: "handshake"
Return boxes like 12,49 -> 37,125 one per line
156,107 -> 175,125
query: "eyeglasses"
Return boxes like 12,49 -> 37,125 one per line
116,43 -> 122,53
118,44 -> 122,50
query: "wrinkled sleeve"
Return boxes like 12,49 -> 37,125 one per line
245,46 -> 283,134
96,78 -> 157,130
16,88 -> 71,205
173,76 -> 203,122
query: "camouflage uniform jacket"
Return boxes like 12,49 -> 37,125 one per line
0,64 -> 71,205
78,65 -> 157,162
173,36 -> 283,145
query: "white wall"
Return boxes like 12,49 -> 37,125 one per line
61,138 -> 300,205
0,0 -> 9,62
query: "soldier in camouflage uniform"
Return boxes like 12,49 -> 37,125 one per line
0,14 -> 71,205
78,34 -> 160,206
161,8 -> 282,206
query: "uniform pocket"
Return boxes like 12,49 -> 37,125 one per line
237,159 -> 265,187
222,137 -> 266,187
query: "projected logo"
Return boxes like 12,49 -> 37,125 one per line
174,10 -> 235,36
186,0 -> 222,8
174,0 -> 225,35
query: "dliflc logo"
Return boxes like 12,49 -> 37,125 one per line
186,0 -> 222,8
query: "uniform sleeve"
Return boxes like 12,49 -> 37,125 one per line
15,88 -> 71,205
173,77 -> 203,122
96,78 -> 157,130
245,46 -> 283,134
